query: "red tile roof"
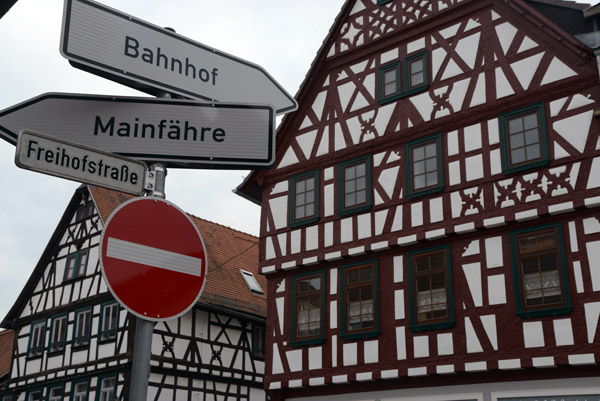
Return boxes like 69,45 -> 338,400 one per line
88,186 -> 266,318
0,329 -> 14,381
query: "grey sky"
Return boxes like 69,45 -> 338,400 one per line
0,0 -> 344,323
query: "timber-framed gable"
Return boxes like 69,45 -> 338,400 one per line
1,186 -> 268,401
236,0 -> 600,400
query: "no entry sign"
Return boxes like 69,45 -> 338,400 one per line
100,197 -> 207,321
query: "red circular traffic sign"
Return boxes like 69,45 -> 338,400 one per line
100,197 -> 207,321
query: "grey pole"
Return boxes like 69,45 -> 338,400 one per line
127,162 -> 167,401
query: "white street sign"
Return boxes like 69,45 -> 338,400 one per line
16,130 -> 147,195
0,93 -> 276,169
60,0 -> 298,115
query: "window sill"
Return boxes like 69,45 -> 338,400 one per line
377,85 -> 429,105
409,320 -> 455,333
341,329 -> 380,341
290,337 -> 325,348
502,158 -> 549,175
517,305 -> 573,319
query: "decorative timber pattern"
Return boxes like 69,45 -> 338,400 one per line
236,0 -> 600,398
0,187 -> 267,401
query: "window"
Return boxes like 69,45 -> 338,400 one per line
378,51 -> 429,104
378,0 -> 393,4
49,315 -> 67,353
289,171 -> 319,227
76,201 -> 94,221
96,375 -> 116,401
85,202 -> 94,218
26,389 -> 42,401
64,249 -> 89,281
510,224 -> 572,318
291,272 -> 325,346
240,270 -> 264,295
71,379 -> 89,401
499,103 -> 549,174
73,308 -> 92,347
405,52 -> 428,94
48,385 -> 64,401
99,303 -> 119,342
406,133 -> 444,197
379,61 -> 401,101
339,156 -> 372,215
1,394 -> 14,401
408,245 -> 455,332
28,320 -> 46,358
341,261 -> 379,340
252,324 -> 266,359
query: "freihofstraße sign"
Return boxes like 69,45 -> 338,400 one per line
60,0 -> 298,115
0,93 -> 276,169
15,130 -> 147,195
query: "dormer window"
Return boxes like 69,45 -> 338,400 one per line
240,270 -> 264,295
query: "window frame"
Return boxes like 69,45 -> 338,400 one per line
70,378 -> 90,401
64,249 -> 89,281
340,260 -> 380,340
252,323 -> 266,360
48,314 -> 68,354
404,51 -> 429,96
378,61 -> 402,103
378,51 -> 429,104
26,388 -> 43,401
98,302 -> 119,343
72,307 -> 92,348
406,133 -> 445,198
47,384 -> 65,401
288,170 -> 320,228
338,155 -> 372,216
499,103 -> 549,175
510,223 -> 573,319
96,373 -> 117,401
27,320 -> 46,358
407,245 -> 455,332
240,269 -> 264,295
290,270 -> 326,347
1,394 -> 14,401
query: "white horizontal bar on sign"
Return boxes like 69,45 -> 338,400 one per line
106,237 -> 202,277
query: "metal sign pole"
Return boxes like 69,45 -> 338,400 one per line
128,161 -> 167,401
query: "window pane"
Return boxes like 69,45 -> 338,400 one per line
510,132 -> 524,148
526,144 -> 540,160
524,129 -> 539,145
511,148 -> 526,164
414,175 -> 426,190
413,160 -> 425,175
523,112 -> 538,130
413,146 -> 425,161
508,117 -> 523,134
383,68 -> 397,97
356,190 -> 366,205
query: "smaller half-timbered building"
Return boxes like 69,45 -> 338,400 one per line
0,185 -> 267,401
237,0 -> 600,400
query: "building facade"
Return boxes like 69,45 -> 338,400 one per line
237,0 -> 600,400
0,186 -> 267,401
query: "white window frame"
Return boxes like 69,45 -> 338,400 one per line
240,270 -> 264,295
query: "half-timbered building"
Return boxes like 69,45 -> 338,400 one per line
0,185 -> 267,401
236,0 -> 600,400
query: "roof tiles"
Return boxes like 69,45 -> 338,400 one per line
88,186 -> 265,318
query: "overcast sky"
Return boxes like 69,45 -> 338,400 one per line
0,0 -> 344,324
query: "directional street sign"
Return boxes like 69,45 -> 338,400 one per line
60,0 -> 298,115
15,130 -> 147,195
100,197 -> 207,321
0,93 -> 276,169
